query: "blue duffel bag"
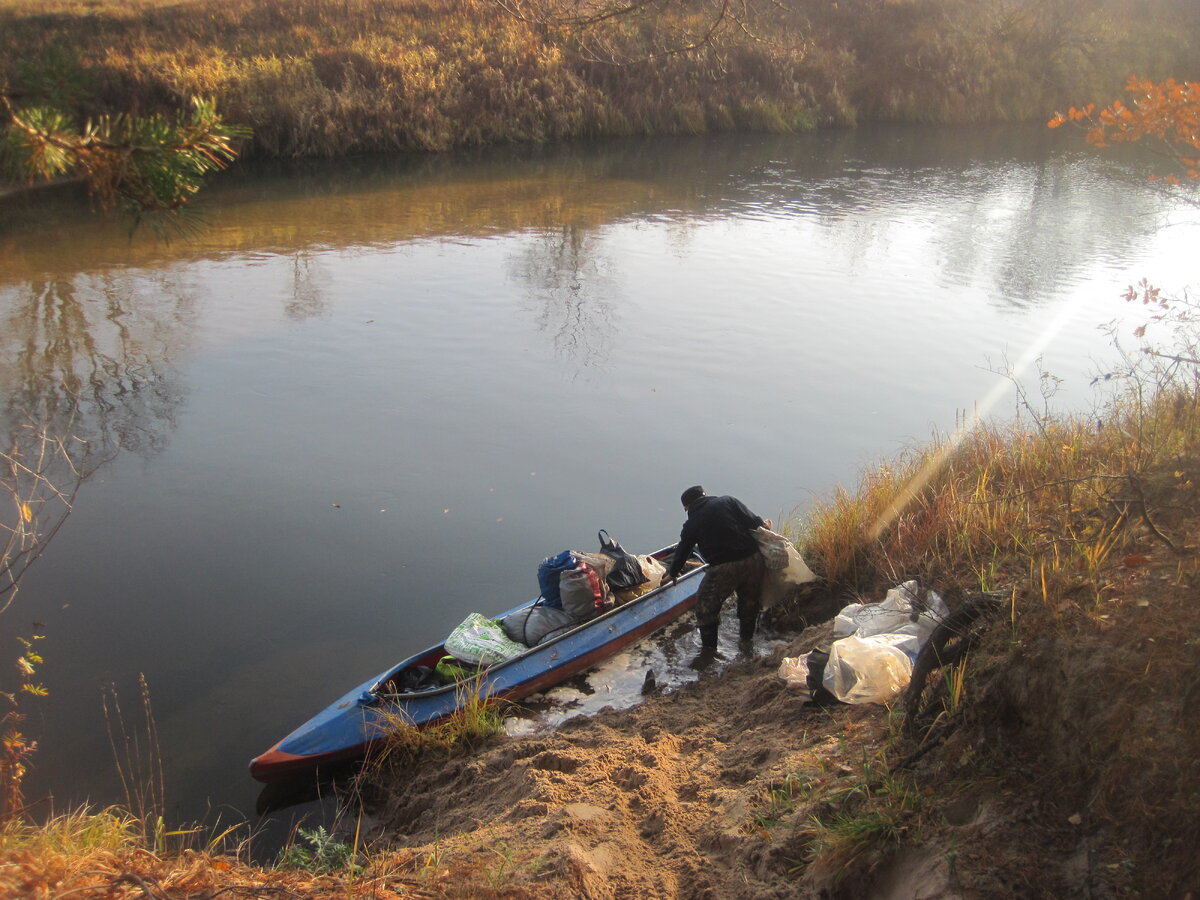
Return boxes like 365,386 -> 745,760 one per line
537,550 -> 577,609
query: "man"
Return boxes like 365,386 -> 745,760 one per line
661,485 -> 770,650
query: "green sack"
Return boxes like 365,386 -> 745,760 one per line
435,655 -> 474,683
444,612 -> 527,665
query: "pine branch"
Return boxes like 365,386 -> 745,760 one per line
2,93 -> 250,220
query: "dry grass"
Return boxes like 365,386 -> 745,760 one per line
2,0 -> 1193,159
0,805 -> 434,898
364,672 -> 513,778
777,342 -> 1200,893
796,374 -> 1200,608
0,0 -> 821,158
0,808 -> 224,899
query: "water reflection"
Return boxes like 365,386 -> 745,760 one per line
285,252 -> 330,321
0,273 -> 188,461
919,162 -> 1139,308
0,268 -> 190,623
0,126 -> 1169,320
510,225 -> 620,372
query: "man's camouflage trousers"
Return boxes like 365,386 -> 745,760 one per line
694,552 -> 766,643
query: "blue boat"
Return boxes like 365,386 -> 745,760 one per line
249,546 -> 704,782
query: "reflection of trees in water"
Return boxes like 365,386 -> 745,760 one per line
693,127 -> 1169,312
927,160 -> 1164,309
1,409 -> 86,614
0,272 -> 189,462
0,273 -> 189,610
774,156 -> 1165,310
285,252 -> 329,321
4,130 -> 1173,326
509,225 -> 620,374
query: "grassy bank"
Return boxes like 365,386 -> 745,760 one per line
1,0 -> 1197,159
798,373 -> 1199,601
769,319 -> 1200,893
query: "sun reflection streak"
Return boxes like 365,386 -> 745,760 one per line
867,294 -> 1088,540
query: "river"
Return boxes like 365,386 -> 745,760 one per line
1,124 -> 1195,841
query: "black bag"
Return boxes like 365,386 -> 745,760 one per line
395,665 -> 442,693
597,529 -> 649,592
803,649 -> 841,706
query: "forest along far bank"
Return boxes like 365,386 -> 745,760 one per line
1,0 -> 1199,161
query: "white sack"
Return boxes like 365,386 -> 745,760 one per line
822,633 -> 915,704
832,580 -> 948,641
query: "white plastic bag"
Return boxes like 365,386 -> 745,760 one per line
822,634 -> 915,704
832,580 -> 947,641
444,613 -> 528,666
820,581 -> 952,704
757,528 -> 818,609
636,554 -> 666,590
778,653 -> 813,688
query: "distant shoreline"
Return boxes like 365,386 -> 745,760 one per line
0,176 -> 79,201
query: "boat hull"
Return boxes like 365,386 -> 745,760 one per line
250,561 -> 704,782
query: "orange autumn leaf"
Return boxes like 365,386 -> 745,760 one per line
1050,77 -> 1200,184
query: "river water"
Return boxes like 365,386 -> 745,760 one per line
1,124 -> 1195,837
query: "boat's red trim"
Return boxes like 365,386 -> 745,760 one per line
250,743 -> 368,781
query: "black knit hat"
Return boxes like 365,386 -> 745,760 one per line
680,485 -> 706,507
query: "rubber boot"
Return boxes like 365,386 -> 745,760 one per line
738,615 -> 757,642
699,623 -> 719,649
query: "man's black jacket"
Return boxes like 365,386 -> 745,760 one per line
667,494 -> 765,578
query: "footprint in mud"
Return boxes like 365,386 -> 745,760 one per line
509,799 -> 551,819
511,741 -> 552,761
719,765 -> 754,784
640,808 -> 667,838
680,737 -> 710,755
530,750 -> 581,774
749,746 -> 774,767
611,765 -> 650,791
